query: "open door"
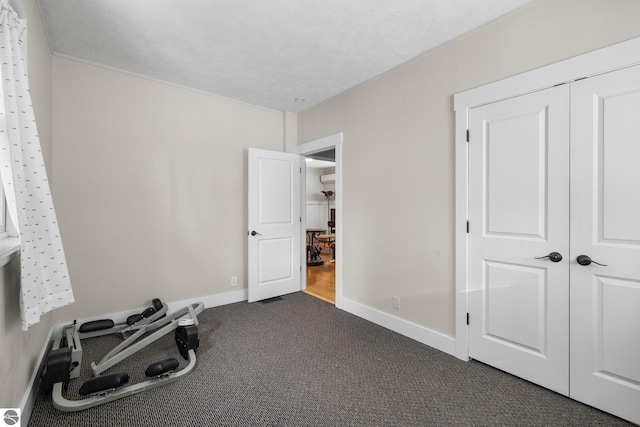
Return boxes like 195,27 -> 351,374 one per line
248,148 -> 302,303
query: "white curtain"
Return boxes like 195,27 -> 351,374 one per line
0,1 -> 74,330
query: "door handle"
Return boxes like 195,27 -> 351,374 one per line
535,252 -> 563,262
576,255 -> 607,266
249,230 -> 262,236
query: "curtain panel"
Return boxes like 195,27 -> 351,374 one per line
0,2 -> 74,330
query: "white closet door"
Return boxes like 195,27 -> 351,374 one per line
570,65 -> 640,424
468,85 -> 570,394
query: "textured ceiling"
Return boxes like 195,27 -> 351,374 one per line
37,0 -> 531,112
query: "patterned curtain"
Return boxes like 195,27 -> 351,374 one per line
0,1 -> 74,330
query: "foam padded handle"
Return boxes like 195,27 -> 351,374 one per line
79,319 -> 115,333
145,358 -> 179,377
79,373 -> 130,396
126,313 -> 143,326
127,306 -> 156,325
141,307 -> 156,318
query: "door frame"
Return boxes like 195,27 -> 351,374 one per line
298,132 -> 343,307
454,36 -> 640,361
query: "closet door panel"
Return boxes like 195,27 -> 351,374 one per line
599,88 -> 640,243
468,85 -> 570,395
570,64 -> 640,425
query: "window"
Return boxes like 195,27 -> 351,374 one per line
0,176 -> 19,267
0,181 -> 6,237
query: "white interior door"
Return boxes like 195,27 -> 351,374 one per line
468,85 -> 570,394
248,148 -> 302,303
569,65 -> 640,423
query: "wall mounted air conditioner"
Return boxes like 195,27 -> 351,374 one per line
320,173 -> 336,184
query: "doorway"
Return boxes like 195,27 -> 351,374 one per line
298,133 -> 343,307
304,150 -> 336,303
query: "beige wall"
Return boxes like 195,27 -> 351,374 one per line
0,0 -> 55,410
50,56 -> 289,322
298,0 -> 640,337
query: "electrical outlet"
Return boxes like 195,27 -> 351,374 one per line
231,276 -> 238,287
393,296 -> 400,310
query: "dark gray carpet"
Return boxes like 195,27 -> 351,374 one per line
29,292 -> 632,426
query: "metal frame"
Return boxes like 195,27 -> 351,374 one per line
47,302 -> 204,412
51,349 -> 197,412
90,302 -> 203,375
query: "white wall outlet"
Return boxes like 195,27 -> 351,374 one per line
231,276 -> 238,287
393,296 -> 400,310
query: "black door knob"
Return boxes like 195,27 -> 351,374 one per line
536,252 -> 563,262
576,255 -> 607,266
577,255 -> 591,265
250,230 -> 262,236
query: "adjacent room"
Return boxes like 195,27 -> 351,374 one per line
304,150 -> 336,304
1,0 -> 639,425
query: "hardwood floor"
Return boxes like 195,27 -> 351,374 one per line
304,249 -> 335,304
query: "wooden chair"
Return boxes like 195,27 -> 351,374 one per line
315,221 -> 336,261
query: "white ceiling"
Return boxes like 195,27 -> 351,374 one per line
37,0 -> 532,113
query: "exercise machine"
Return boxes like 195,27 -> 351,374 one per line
41,299 -> 203,412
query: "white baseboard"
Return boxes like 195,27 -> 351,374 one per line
165,288 -> 247,313
58,289 -> 249,328
164,288 -> 457,362
338,297 -> 456,356
20,325 -> 55,427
